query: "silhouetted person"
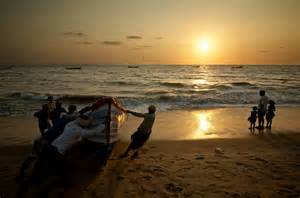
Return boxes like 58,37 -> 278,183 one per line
248,106 -> 257,129
47,96 -> 55,126
120,105 -> 156,159
34,104 -> 50,135
258,90 -> 269,128
43,105 -> 78,143
47,96 -> 55,112
50,99 -> 66,126
266,100 -> 276,128
17,105 -> 79,181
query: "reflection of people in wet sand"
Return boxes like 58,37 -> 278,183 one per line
266,100 -> 276,128
257,90 -> 269,128
248,106 -> 257,129
120,105 -> 156,159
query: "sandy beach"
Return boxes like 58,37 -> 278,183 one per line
0,108 -> 300,197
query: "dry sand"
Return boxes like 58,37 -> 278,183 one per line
83,136 -> 300,198
0,108 -> 300,197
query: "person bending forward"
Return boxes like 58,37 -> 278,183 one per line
120,105 -> 156,159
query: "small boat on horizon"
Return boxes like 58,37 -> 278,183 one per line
128,66 -> 139,68
231,66 -> 243,69
66,66 -> 82,70
0,65 -> 14,70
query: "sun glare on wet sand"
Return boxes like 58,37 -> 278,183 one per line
189,112 -> 217,139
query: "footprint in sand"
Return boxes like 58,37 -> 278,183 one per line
142,175 -> 152,181
165,183 -> 184,193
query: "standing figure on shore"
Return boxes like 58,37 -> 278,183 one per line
120,105 -> 156,159
50,99 -> 66,126
258,90 -> 269,128
34,104 -> 50,135
47,96 -> 55,112
248,106 -> 257,129
47,96 -> 56,126
266,100 -> 276,128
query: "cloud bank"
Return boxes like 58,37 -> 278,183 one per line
101,41 -> 123,45
63,32 -> 87,37
127,35 -> 142,39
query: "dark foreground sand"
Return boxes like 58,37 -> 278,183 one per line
0,108 -> 300,197
1,135 -> 300,197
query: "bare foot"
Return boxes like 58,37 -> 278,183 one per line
131,152 -> 139,159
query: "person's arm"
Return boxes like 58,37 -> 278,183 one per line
62,112 -> 80,120
109,98 -> 127,112
77,114 -> 93,127
128,110 -> 146,118
33,111 -> 40,117
78,105 -> 93,115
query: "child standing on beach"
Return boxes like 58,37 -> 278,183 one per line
266,100 -> 276,128
248,106 -> 257,129
120,105 -> 156,159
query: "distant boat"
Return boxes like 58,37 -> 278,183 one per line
128,66 -> 139,68
193,65 -> 200,68
66,66 -> 82,70
231,66 -> 243,69
0,65 -> 14,70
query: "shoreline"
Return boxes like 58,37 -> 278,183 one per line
1,106 -> 300,146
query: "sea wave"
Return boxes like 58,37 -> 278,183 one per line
8,90 -> 300,106
158,82 -> 189,88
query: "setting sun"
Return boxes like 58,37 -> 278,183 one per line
197,39 -> 210,53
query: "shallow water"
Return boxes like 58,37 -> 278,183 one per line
0,65 -> 300,116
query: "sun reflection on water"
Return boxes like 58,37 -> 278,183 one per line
189,112 -> 217,139
198,113 -> 210,131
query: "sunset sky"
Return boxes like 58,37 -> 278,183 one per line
1,0 -> 299,65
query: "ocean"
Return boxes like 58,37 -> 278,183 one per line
0,65 -> 299,116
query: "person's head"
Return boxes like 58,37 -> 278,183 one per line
47,96 -> 53,102
42,104 -> 48,111
252,106 -> 257,111
68,105 -> 77,113
259,90 -> 265,96
269,100 -> 275,106
55,99 -> 62,108
148,105 -> 156,114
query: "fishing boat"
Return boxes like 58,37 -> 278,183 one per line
0,65 -> 14,70
231,66 -> 243,69
65,66 -> 82,70
128,65 -> 139,68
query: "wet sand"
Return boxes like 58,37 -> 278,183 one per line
1,107 -> 300,145
0,107 -> 300,197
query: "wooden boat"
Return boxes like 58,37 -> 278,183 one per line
0,65 -> 14,70
231,66 -> 243,69
66,66 -> 82,70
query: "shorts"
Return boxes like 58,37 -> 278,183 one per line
130,131 -> 150,150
